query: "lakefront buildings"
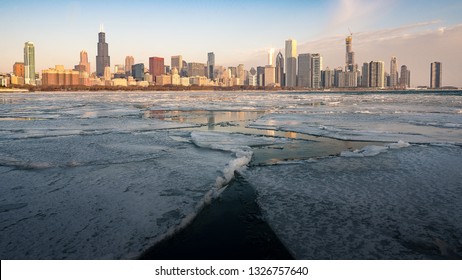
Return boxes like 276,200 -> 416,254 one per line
5,25 -> 454,90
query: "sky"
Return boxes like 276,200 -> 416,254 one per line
1,0 -> 461,87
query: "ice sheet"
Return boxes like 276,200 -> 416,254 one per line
0,131 -> 234,259
241,145 -> 462,259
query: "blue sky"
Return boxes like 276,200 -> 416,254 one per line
1,0 -> 461,86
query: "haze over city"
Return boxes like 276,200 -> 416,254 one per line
1,0 -> 461,87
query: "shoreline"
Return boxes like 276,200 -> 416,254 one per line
1,87 -> 461,94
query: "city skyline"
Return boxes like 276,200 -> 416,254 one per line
1,0 -> 462,87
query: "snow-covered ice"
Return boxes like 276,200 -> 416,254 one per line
1,91 -> 461,259
241,145 -> 462,259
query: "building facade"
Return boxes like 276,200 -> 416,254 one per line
13,62 -> 25,77
42,65 -> 79,86
132,63 -> 145,81
361,63 -> 369,87
390,56 -> 399,88
125,56 -> 134,76
96,27 -> 110,77
24,41 -> 35,85
285,39 -> 297,87
149,57 -> 165,79
188,62 -> 206,77
275,51 -> 284,87
369,61 -> 385,88
297,53 -> 312,88
311,53 -> 322,89
400,65 -> 411,88
345,35 -> 355,72
171,55 -> 183,74
207,52 -> 215,80
430,61 -> 442,88
79,50 -> 90,75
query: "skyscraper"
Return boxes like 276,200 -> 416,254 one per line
297,53 -> 311,88
321,67 -> 333,88
188,62 -> 206,77
248,67 -> 257,86
268,48 -> 275,67
149,57 -> 164,79
171,55 -> 183,74
430,62 -> 442,88
24,41 -> 35,85
125,56 -> 134,76
311,53 -> 323,89
79,50 -> 90,75
96,25 -> 110,77
400,65 -> 411,88
13,62 -> 25,78
369,61 -> 385,88
132,63 -> 144,81
285,39 -> 297,87
207,52 -> 215,80
275,51 -> 284,86
345,35 -> 355,72
237,64 -> 245,85
264,66 -> 275,86
390,56 -> 399,88
361,62 -> 370,87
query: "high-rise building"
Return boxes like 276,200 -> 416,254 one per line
297,53 -> 312,88
125,56 -> 134,76
400,65 -> 411,88
369,61 -> 385,88
264,66 -> 276,86
207,52 -> 215,80
149,57 -> 164,78
285,39 -> 297,87
390,56 -> 399,88
132,63 -> 145,81
103,66 -> 111,81
42,65 -> 79,86
268,48 -> 275,67
345,35 -> 355,72
257,66 -> 265,87
333,67 -> 343,88
430,62 -> 442,88
237,64 -> 245,85
13,62 -> 25,77
321,67 -> 333,88
24,41 -> 35,85
361,62 -> 370,87
79,50 -> 91,75
114,64 -> 125,74
96,25 -> 110,77
311,53 -> 322,89
171,55 -> 183,74
275,51 -> 284,87
248,67 -> 257,86
188,62 -> 206,77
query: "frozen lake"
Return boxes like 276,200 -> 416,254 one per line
1,91 -> 461,259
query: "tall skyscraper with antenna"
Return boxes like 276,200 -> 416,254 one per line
96,24 -> 110,77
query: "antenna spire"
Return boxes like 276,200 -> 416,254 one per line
100,24 -> 104,33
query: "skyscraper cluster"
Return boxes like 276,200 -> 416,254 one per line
2,25 -> 449,89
